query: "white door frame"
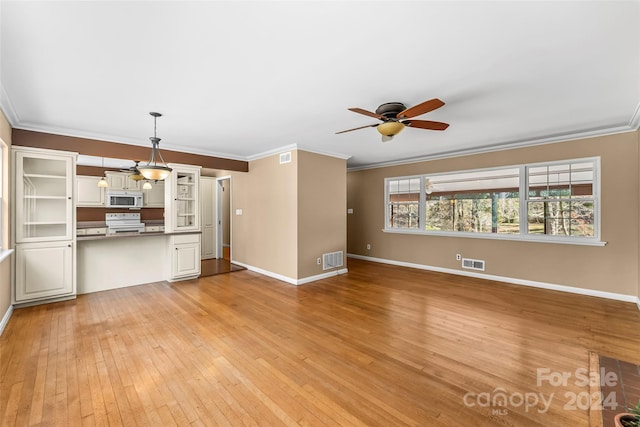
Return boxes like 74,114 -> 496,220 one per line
216,176 -> 232,260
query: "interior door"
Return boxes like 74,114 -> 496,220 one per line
200,177 -> 217,259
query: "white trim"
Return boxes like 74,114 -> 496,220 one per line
347,253 -> 638,303
0,249 -> 13,263
348,125 -> 635,172
629,101 -> 640,129
636,297 -> 640,312
231,261 -> 347,285
13,123 -> 249,162
247,144 -> 351,162
0,84 -> 19,126
382,228 -> 607,247
0,305 -> 13,336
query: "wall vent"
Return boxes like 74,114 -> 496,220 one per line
462,258 -> 485,271
279,152 -> 292,164
322,251 -> 344,271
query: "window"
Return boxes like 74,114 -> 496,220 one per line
384,158 -> 601,244
387,177 -> 421,229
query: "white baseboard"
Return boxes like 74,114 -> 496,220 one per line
347,253 -> 639,304
231,261 -> 348,286
0,304 -> 13,336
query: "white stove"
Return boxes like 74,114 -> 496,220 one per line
105,213 -> 145,234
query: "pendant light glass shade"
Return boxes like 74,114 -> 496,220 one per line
142,181 -> 152,190
138,112 -> 172,181
97,157 -> 108,187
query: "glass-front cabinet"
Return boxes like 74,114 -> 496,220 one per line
165,163 -> 201,232
15,149 -> 74,242
13,147 -> 77,305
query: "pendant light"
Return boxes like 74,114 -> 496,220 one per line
97,157 -> 108,187
142,181 -> 152,190
137,112 -> 172,180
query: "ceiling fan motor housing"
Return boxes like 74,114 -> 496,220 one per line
376,102 -> 406,119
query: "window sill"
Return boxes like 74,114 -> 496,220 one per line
382,228 -> 607,247
0,249 -> 14,263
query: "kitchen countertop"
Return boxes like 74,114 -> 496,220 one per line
77,230 -> 201,241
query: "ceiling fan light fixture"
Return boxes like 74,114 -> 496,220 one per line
97,157 -> 108,187
129,172 -> 145,181
138,112 -> 172,181
377,121 -> 405,137
142,181 -> 152,190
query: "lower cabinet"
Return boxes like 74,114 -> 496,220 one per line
15,241 -> 75,303
170,234 -> 201,281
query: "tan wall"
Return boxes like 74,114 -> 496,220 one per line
230,151 -> 298,278
347,131 -> 639,296
297,151 -> 347,278
0,110 -> 12,320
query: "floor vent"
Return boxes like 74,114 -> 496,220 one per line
322,251 -> 344,271
462,258 -> 485,271
279,152 -> 291,164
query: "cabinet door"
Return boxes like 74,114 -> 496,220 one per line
15,241 -> 74,302
106,172 -> 126,190
106,172 -> 141,190
172,243 -> 201,278
76,176 -> 105,206
143,181 -> 165,207
165,164 -> 201,232
15,151 -> 74,242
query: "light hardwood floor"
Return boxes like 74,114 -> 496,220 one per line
1,258 -> 639,426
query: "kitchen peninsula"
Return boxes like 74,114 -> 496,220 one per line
12,145 -> 203,307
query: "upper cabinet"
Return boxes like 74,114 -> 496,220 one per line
165,163 -> 201,232
76,175 -> 106,207
143,180 -> 165,208
15,148 -> 75,242
105,171 -> 141,191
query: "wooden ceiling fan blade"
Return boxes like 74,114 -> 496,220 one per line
397,98 -> 445,119
348,107 -> 386,120
403,120 -> 450,131
335,123 -> 378,134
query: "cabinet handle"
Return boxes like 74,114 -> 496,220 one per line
68,244 -> 72,247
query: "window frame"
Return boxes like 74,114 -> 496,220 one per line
383,157 -> 604,246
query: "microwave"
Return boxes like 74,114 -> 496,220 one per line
106,191 -> 143,209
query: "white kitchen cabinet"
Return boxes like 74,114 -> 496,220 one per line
15,241 -> 74,302
105,171 -> 141,191
14,148 -> 75,242
200,177 -> 217,259
13,147 -> 77,305
169,234 -> 201,281
143,180 -> 165,207
165,164 -> 201,233
76,175 -> 105,207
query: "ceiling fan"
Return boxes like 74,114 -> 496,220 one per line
121,160 -> 145,181
336,98 -> 449,142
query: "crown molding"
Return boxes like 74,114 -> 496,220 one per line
0,84 -> 19,126
12,122 -> 248,162
247,143 -> 351,162
629,100 -> 640,130
347,123 -> 637,172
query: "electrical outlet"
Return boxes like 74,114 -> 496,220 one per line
366,243 -> 371,250
317,257 -> 321,265
456,254 -> 461,261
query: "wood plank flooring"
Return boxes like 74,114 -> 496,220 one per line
2,258 -> 640,426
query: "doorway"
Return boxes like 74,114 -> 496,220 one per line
217,176 -> 231,261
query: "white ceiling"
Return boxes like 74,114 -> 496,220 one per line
1,1 -> 639,169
